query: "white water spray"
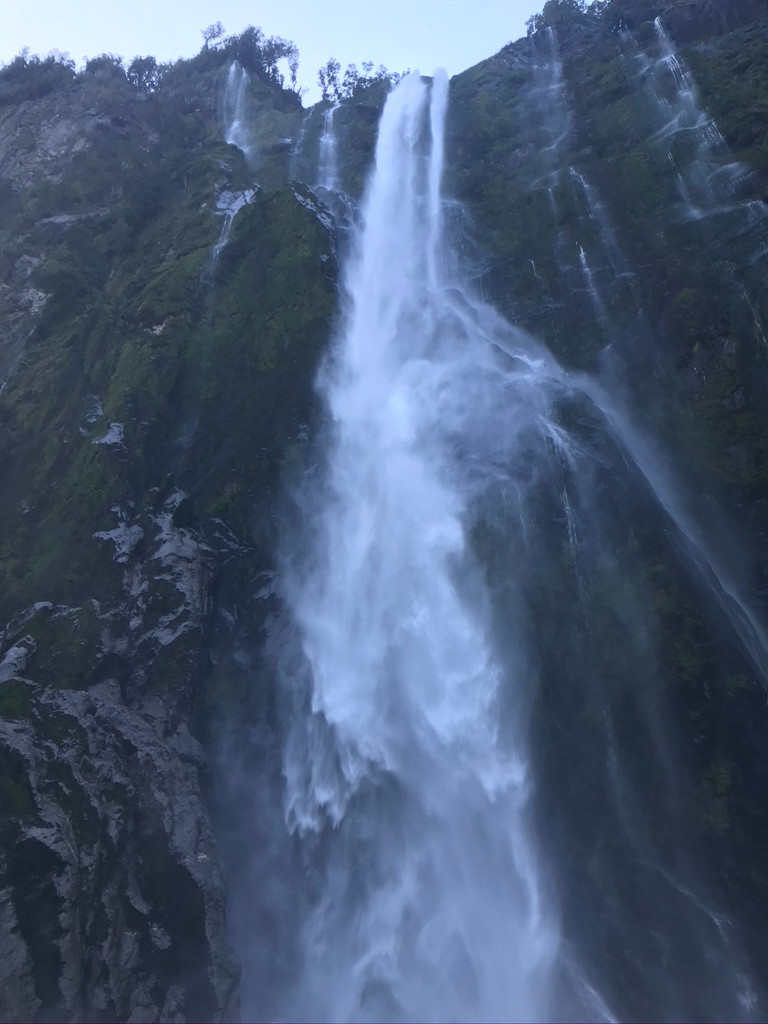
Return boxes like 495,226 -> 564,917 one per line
633,20 -> 768,233
209,63 -> 259,277
578,244 -> 610,329
223,61 -> 255,166
318,103 -> 341,191
570,167 -> 628,277
290,110 -> 312,179
210,188 -> 255,278
280,71 -> 563,1023
271,58 -> 765,1024
535,27 -> 571,165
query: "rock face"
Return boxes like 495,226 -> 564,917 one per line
0,678 -> 237,1022
0,48 -> 333,1022
1,1 -> 768,1018
446,2 -> 768,1010
665,0 -> 765,42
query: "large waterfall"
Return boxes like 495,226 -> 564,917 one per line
7,5 -> 768,1020
269,64 -> 763,1020
220,41 -> 768,1024
279,70 -> 561,1023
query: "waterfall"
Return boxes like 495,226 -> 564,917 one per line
651,17 -> 740,215
279,70 -> 564,1023
616,21 -> 768,395
208,63 -> 259,279
533,27 -> 571,167
528,28 -> 627,337
536,27 -> 768,686
578,244 -> 610,329
210,188 -> 255,279
317,103 -> 341,191
265,64 -> 767,1023
569,167 -> 628,278
635,20 -> 768,233
579,374 -> 768,683
290,110 -> 312,180
223,61 -> 255,166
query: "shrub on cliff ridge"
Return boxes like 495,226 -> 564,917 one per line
0,50 -> 75,106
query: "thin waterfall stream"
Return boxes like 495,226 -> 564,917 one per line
209,62 -> 259,281
318,104 -> 341,192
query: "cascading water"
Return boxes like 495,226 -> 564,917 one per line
210,188 -> 256,279
208,63 -> 259,279
262,63 -> 768,1023
530,28 -> 573,270
526,37 -> 765,1019
652,20 -> 741,216
569,168 -> 629,280
529,30 -> 630,338
522,35 -> 765,674
317,103 -> 341,192
534,27 -> 768,704
290,110 -> 312,180
223,61 -> 255,165
631,20 -> 768,236
578,244 -> 610,329
532,27 -> 571,168
279,69 -> 562,1023
616,21 -> 768,391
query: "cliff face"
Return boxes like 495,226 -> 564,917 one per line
1,1 -> 768,1018
0,57 -> 332,1021
663,0 -> 765,41
447,4 -> 768,1007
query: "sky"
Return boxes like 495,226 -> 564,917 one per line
3,0 -> 535,103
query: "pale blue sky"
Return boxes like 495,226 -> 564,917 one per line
3,0 -> 535,102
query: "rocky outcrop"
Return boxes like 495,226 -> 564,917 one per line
665,0 -> 765,42
0,77 -> 166,384
447,3 -> 768,1010
0,47 -> 335,1021
0,680 -> 238,1022
2,2 -> 768,1017
0,487 -> 242,1021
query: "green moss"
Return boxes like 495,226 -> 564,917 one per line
0,680 -> 34,720
0,748 -> 36,819
43,760 -> 99,845
701,756 -> 734,834
39,711 -> 88,746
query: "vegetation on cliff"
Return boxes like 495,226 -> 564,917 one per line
1,0 -> 768,1017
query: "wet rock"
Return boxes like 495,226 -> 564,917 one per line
664,0 -> 765,43
0,681 -> 239,1022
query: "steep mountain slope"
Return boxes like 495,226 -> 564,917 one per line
446,5 -> 768,1010
0,54 -> 333,1021
1,0 -> 768,1018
